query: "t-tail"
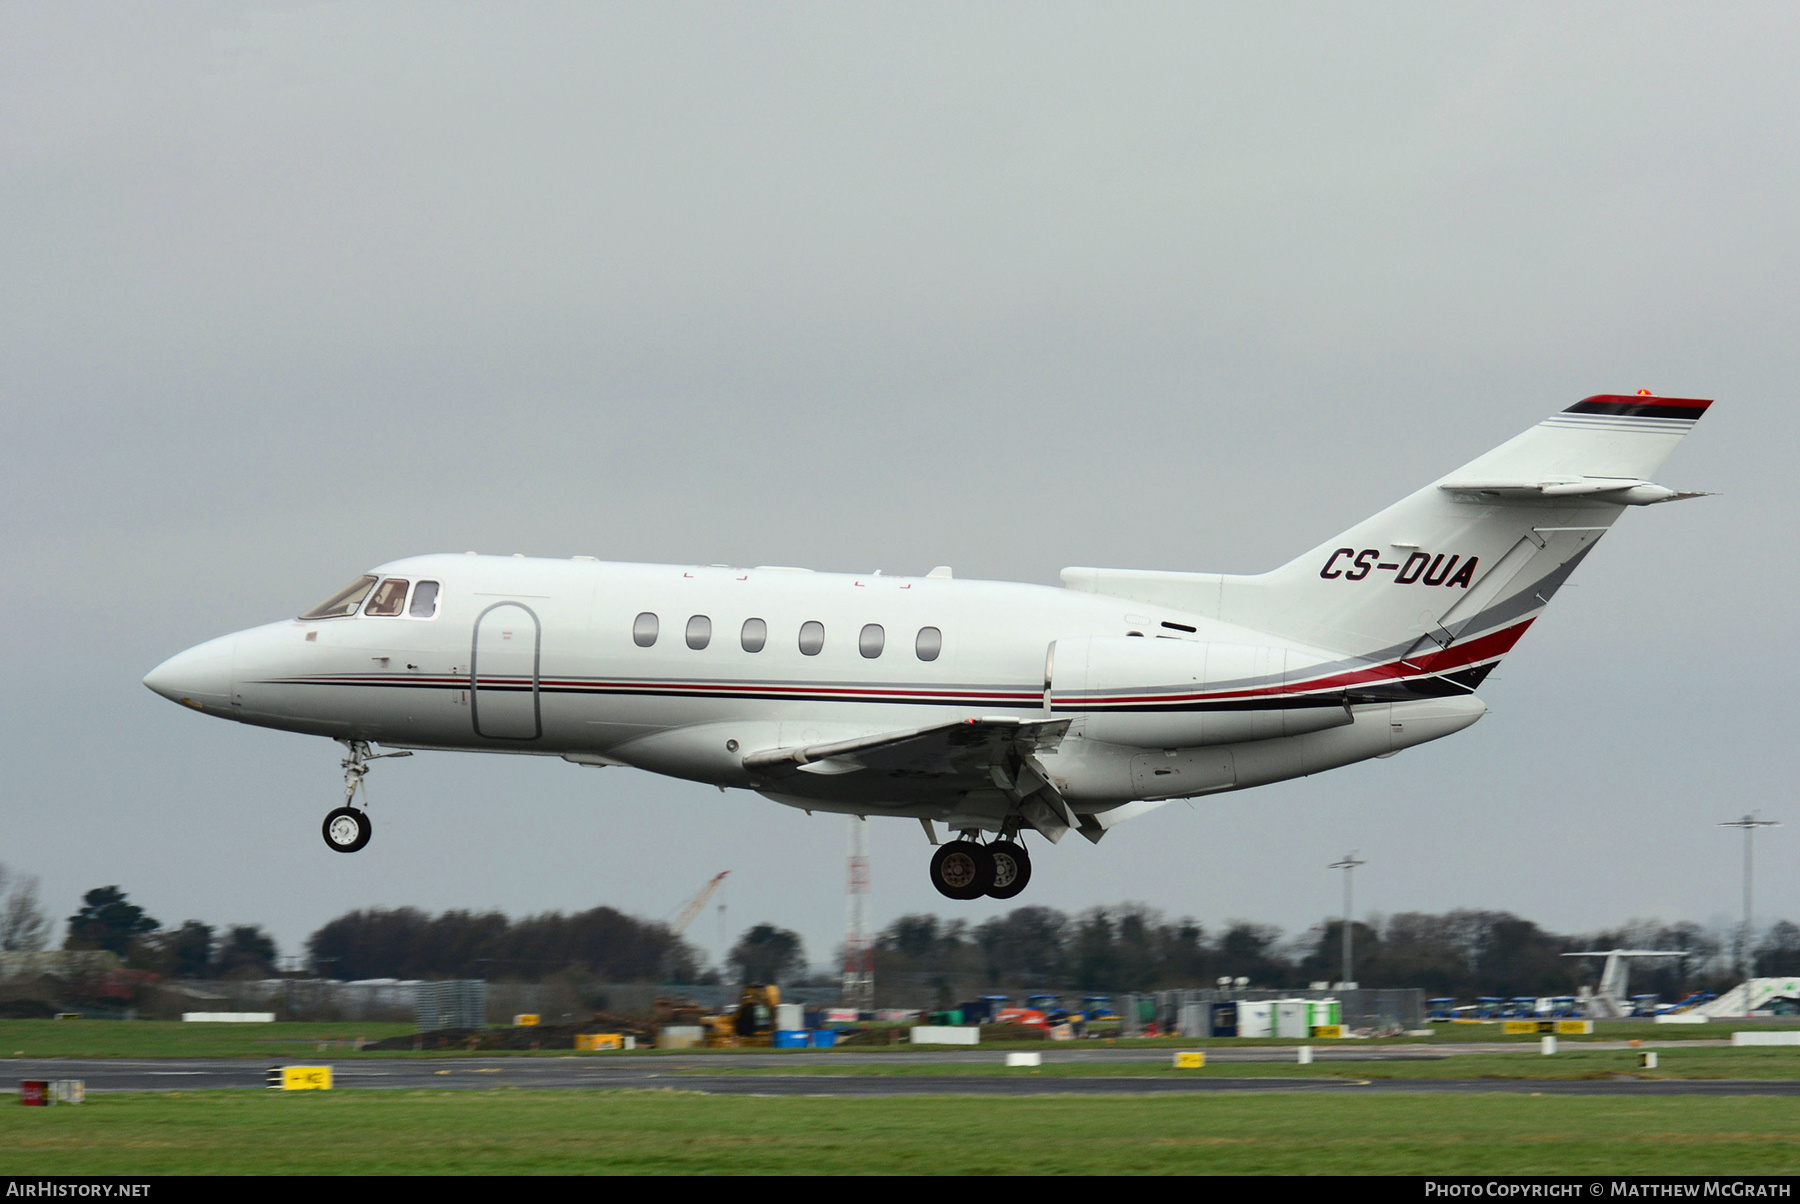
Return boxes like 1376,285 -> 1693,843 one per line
1064,393 -> 1712,698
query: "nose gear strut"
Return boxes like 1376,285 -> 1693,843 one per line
322,740 -> 411,854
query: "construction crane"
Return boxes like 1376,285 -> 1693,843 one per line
669,871 -> 730,937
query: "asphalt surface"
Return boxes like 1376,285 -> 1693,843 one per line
3,1048 -> 1797,1097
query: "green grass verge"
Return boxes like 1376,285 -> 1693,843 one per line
0,1021 -> 417,1059
3,1089 -> 1799,1175
677,1047 -> 1800,1080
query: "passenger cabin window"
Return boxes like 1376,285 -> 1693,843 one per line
798,621 -> 825,656
741,618 -> 767,652
363,578 -> 409,616
300,575 -> 378,620
859,624 -> 885,658
633,612 -> 659,647
686,615 -> 712,650
408,580 -> 441,619
915,626 -> 942,661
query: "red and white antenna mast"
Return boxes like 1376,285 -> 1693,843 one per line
841,817 -> 874,1013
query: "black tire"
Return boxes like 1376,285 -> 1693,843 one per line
929,840 -> 995,901
322,807 -> 371,853
985,840 -> 1032,899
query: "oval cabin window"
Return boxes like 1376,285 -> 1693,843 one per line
633,612 -> 659,647
915,626 -> 942,661
686,615 -> 712,650
741,618 -> 767,652
859,624 -> 885,658
408,581 -> 441,619
798,621 -> 825,656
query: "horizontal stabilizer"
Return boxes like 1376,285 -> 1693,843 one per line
1438,478 -> 1709,505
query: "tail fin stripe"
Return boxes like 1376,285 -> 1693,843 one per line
1565,395 -> 1712,418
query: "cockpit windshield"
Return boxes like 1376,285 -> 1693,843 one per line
363,578 -> 410,616
300,575 -> 378,620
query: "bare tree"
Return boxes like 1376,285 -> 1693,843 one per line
0,865 -> 52,952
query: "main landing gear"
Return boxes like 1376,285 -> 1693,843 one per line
929,832 -> 1033,901
323,740 -> 410,854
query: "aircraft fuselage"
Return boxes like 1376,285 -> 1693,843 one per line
147,553 -> 1481,824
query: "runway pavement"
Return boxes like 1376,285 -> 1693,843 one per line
3,1050 -> 1797,1097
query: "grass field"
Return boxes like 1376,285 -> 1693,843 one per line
3,1018 -> 1794,1059
0,1020 -> 417,1059
4,1088 -> 1799,1175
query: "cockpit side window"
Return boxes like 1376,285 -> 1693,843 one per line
363,578 -> 410,616
301,575 -> 378,620
408,581 -> 441,619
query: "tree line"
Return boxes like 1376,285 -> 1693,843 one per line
873,906 -> 1800,1000
305,905 -> 703,982
58,885 -> 281,979
11,866 -> 1800,999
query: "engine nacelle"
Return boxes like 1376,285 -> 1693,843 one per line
1049,636 -> 1350,748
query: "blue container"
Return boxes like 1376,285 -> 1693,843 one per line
809,1029 -> 837,1049
771,1030 -> 809,1049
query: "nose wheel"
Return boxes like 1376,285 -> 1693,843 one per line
323,807 -> 372,853
322,739 -> 409,854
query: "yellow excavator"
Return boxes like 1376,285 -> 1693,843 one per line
705,984 -> 779,1048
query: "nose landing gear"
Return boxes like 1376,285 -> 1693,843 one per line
323,740 -> 410,854
323,807 -> 371,853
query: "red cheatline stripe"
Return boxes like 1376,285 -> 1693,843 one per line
1073,621 -> 1532,705
267,675 -> 1039,702
268,621 -> 1532,708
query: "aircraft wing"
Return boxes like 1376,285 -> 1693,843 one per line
742,716 -> 1093,843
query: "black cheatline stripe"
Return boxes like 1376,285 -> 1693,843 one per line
1344,663 -> 1497,702
1563,400 -> 1708,420
1068,694 -> 1351,715
254,677 -> 1043,709
259,669 -> 1499,713
538,684 -> 1040,708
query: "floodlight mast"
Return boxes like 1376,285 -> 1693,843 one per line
1720,814 -> 1781,976
842,816 -> 874,1013
1329,853 -> 1367,985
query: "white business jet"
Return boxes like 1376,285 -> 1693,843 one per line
145,394 -> 1710,900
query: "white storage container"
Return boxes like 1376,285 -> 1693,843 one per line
1274,1000 -> 1311,1039
1236,1000 -> 1274,1038
910,1025 -> 980,1045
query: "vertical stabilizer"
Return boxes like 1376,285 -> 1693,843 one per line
1065,394 -> 1711,694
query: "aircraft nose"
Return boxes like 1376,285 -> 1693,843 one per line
143,633 -> 238,713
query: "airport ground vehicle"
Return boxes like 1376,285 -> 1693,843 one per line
145,394 -> 1711,898
700,984 -> 782,1048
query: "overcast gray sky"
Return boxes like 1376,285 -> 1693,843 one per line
3,2 -> 1795,973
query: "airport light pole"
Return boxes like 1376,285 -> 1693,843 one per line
1720,814 -> 1781,977
1329,853 -> 1367,986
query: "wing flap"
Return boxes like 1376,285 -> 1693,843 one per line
744,717 -> 1070,780
744,717 -> 1081,841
